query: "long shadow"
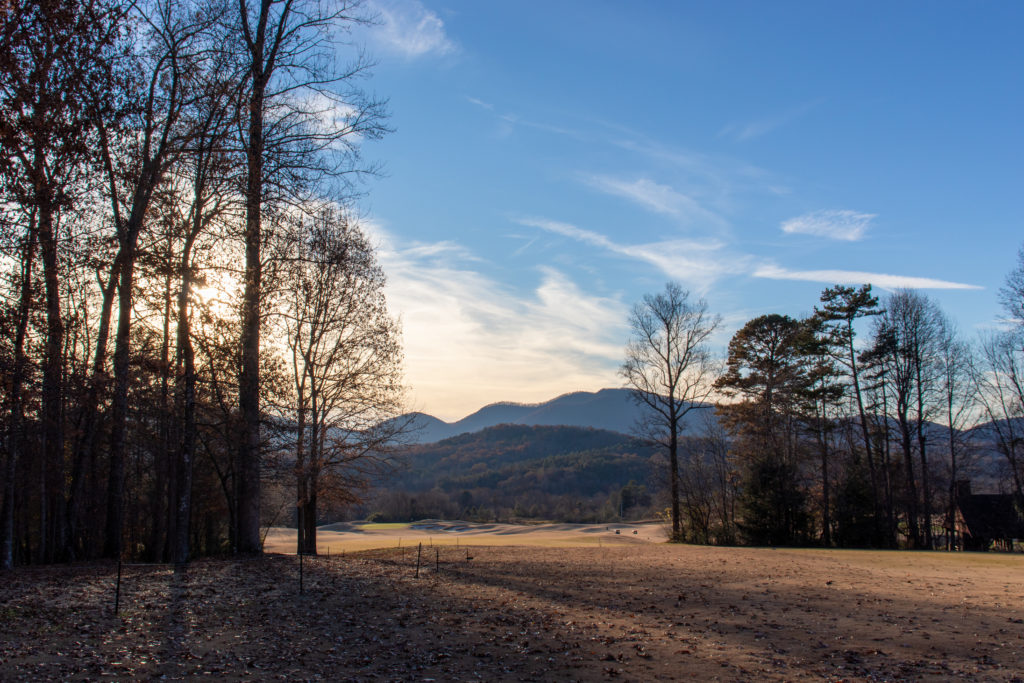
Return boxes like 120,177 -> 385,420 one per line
157,566 -> 189,678
3,550 -> 1019,681
427,545 -> 1024,680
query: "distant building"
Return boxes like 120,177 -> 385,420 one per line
947,480 -> 1024,551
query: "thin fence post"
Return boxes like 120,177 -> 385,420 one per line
415,542 -> 422,578
299,552 -> 304,595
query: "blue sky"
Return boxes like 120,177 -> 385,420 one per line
351,1 -> 1023,420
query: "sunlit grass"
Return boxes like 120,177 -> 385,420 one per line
262,521 -> 668,554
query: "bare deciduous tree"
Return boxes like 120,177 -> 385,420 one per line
975,332 -> 1024,501
621,283 -> 720,542
279,207 -> 404,555
231,0 -> 387,553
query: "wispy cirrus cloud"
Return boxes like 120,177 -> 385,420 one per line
753,264 -> 982,291
368,0 -> 456,59
519,217 -> 980,294
464,97 -> 583,139
520,217 -> 746,292
581,175 -> 726,229
607,131 -> 791,198
465,96 -> 494,110
720,100 -> 821,142
781,209 -> 876,241
365,222 -> 626,420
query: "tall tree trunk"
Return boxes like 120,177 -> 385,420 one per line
2,230 -> 37,569
173,306 -> 197,565
171,229 -> 201,565
915,376 -> 932,548
66,264 -> 117,560
916,427 -> 931,548
817,417 -> 831,547
847,327 -> 881,543
294,389 -> 307,555
37,197 -> 64,563
947,427 -> 957,551
103,250 -> 134,558
877,369 -> 897,547
237,79 -> 265,554
669,421 -> 680,541
897,415 -> 920,548
69,120 -> 129,560
102,184 -> 155,558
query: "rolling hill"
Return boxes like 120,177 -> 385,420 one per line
367,423 -> 661,522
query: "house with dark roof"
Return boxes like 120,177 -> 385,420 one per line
947,480 -> 1024,551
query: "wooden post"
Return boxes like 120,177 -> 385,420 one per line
415,542 -> 422,578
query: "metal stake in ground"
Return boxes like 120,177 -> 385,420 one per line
416,542 -> 422,578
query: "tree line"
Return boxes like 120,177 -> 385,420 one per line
625,252 -> 1024,548
0,0 -> 403,569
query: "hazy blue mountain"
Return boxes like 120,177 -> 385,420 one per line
397,412 -> 453,444
399,388 -> 717,444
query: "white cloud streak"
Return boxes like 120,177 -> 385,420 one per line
753,264 -> 983,291
365,222 -> 627,420
466,96 -> 494,110
780,209 -> 876,241
518,217 -> 980,294
582,175 -> 727,229
720,100 -> 821,142
520,217 -> 747,292
369,0 -> 456,59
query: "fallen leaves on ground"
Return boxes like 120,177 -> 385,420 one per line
1,545 -> 1022,681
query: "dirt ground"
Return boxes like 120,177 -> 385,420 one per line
1,544 -> 1022,681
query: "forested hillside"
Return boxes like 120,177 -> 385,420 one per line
362,425 -> 659,523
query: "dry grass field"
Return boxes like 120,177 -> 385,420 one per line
262,520 -> 670,553
1,534 -> 1022,681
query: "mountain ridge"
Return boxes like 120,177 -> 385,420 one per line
400,388 -> 717,444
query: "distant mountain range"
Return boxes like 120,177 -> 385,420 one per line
359,390 -> 1019,523
398,388 -> 718,444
